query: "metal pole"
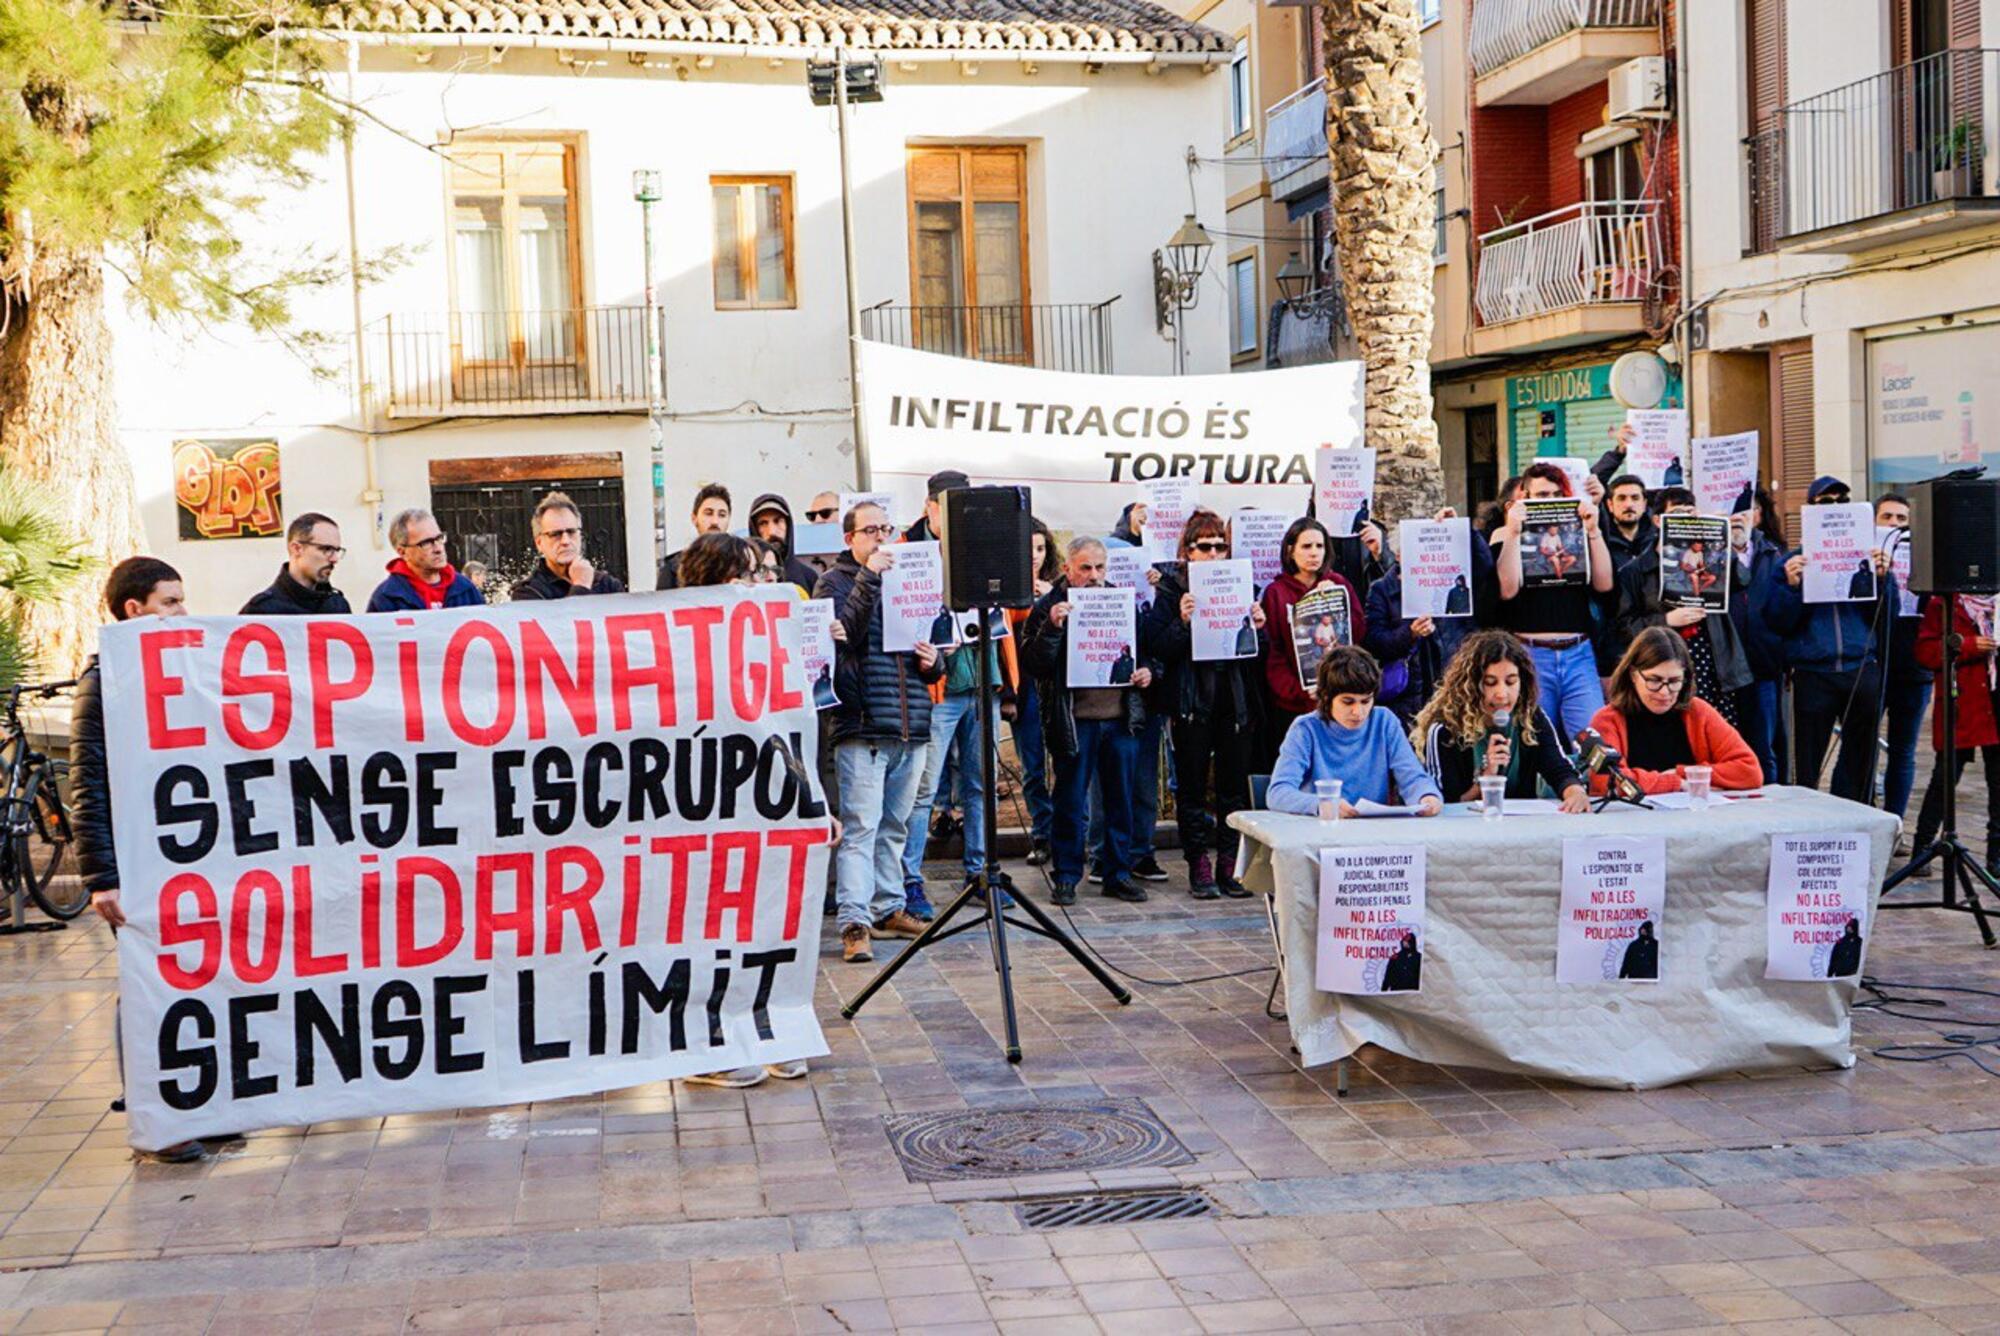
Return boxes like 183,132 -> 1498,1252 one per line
640,195 -> 668,578
835,50 -> 871,488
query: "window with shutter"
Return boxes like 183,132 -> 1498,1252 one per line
1771,342 -> 1815,547
1746,0 -> 1786,131
905,145 -> 1032,362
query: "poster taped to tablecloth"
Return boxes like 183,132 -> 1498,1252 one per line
1558,836 -> 1666,984
881,540 -> 959,651
1316,846 -> 1426,994
857,343 -> 1361,538
1066,586 -> 1138,688
1190,558 -> 1257,661
99,589 -> 834,1150
1767,833 -> 1870,980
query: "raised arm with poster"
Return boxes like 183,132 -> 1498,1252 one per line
1625,409 -> 1689,489
100,590 -> 833,1151
1314,446 -> 1376,536
1316,846 -> 1426,994
1558,836 -> 1667,984
1231,508 -> 1292,591
880,540 -> 959,650
1766,833 -> 1871,981
1140,477 -> 1199,560
1692,431 -> 1758,516
798,597 -> 841,709
1803,502 -> 1877,603
1290,584 -> 1352,691
857,342 -> 1362,538
1398,518 -> 1474,618
1190,558 -> 1257,661
1066,585 -> 1138,688
1659,514 -> 1730,613
1519,498 -> 1590,587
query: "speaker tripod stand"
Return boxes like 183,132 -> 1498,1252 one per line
840,607 -> 1131,1061
1881,591 -> 1997,947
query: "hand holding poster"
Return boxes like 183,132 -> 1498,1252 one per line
1140,477 -> 1199,561
1289,584 -> 1352,691
1231,509 -> 1292,591
1103,542 -> 1156,610
1398,518 -> 1474,618
798,598 -> 840,709
1803,502 -> 1878,603
1558,836 -> 1666,983
1066,586 -> 1138,688
1766,834 -> 1870,981
1693,431 -> 1758,516
1625,409 -> 1689,489
1316,846 -> 1426,994
881,540 -> 959,651
100,590 -> 833,1150
1659,514 -> 1730,613
1190,559 -> 1257,661
1519,498 -> 1589,587
1314,446 -> 1376,536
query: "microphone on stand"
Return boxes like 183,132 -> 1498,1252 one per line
1575,727 -> 1647,806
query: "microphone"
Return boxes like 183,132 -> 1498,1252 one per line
1575,727 -> 1645,805
1489,707 -> 1512,742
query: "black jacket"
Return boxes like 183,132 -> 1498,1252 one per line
1020,579 -> 1157,759
1612,549 -> 1754,695
1137,566 -> 1264,733
510,561 -> 626,601
239,565 -> 351,616
1422,707 -> 1582,803
811,552 -> 943,745
69,659 -> 116,895
748,493 -> 821,595
1730,532 -> 1789,682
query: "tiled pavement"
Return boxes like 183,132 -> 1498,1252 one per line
5,757 -> 2000,1330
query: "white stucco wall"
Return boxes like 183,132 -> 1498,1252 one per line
111,45 -> 1228,613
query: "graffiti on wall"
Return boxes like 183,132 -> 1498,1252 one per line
173,439 -> 283,540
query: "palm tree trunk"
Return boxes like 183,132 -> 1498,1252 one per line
1322,0 -> 1445,524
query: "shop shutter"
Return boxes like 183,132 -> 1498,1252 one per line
1511,406 -> 1542,475
1771,341 -> 1815,547
1950,0 -> 1979,46
1564,398 -> 1627,474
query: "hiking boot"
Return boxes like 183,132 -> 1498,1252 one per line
1218,874 -> 1253,899
1026,840 -> 1053,866
842,924 -> 874,963
873,910 -> 928,939
1132,854 -> 1169,882
683,1067 -> 768,1089
1188,852 -> 1220,900
1102,877 -> 1148,904
1051,882 -> 1077,907
904,883 -> 936,922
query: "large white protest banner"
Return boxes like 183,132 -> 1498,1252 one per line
1625,409 -> 1689,489
1190,559 -> 1257,661
1766,834 -> 1871,981
1398,518 -> 1474,618
1693,431 -> 1758,516
799,598 -> 840,710
1316,847 -> 1426,994
1067,586 -> 1138,688
1231,509 -> 1292,590
102,590 -> 833,1150
1557,836 -> 1666,984
881,540 -> 958,651
1803,502 -> 1878,603
858,342 -> 1362,537
1314,447 -> 1376,536
1140,477 -> 1199,560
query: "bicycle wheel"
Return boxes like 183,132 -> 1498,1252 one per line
20,769 -> 85,920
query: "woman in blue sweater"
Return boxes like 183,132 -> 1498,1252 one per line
1268,646 -> 1444,817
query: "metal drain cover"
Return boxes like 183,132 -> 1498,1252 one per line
883,1099 -> 1195,1182
1019,1189 -> 1217,1230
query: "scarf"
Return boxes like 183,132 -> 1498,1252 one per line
388,557 -> 455,609
1964,596 -> 1997,690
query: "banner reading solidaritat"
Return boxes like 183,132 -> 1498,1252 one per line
101,590 -> 833,1150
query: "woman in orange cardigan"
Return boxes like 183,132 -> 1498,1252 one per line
1588,627 -> 1762,795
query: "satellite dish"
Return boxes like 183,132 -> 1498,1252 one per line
1609,351 -> 1669,409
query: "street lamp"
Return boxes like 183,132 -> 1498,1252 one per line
808,54 -> 885,488
1275,250 -> 1311,302
1152,212 -> 1213,375
632,169 -> 667,570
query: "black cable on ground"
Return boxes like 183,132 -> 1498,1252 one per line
1856,975 -> 2000,1078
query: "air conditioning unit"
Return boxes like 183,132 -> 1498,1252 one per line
1608,56 -> 1669,121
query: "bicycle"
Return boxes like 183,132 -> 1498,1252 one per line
0,679 -> 84,924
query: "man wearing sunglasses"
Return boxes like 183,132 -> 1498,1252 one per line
799,490 -> 843,578
511,491 -> 627,600
365,507 -> 487,612
240,512 -> 353,615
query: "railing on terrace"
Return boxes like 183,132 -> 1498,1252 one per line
1746,48 -> 1996,251
1473,199 -> 1661,325
1470,0 -> 1658,77
1262,78 -> 1328,189
371,307 -> 657,415
860,301 -> 1117,374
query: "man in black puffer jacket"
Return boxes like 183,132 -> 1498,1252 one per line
239,512 -> 352,615
811,502 -> 943,964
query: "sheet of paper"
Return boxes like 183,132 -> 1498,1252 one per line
1314,446 -> 1376,537
1351,800 -> 1419,818
1315,845 -> 1426,994
880,540 -> 958,652
1765,832 -> 1871,981
1231,508 -> 1293,591
839,490 -> 897,530
1660,513 -> 1730,613
792,521 -> 843,557
1558,835 -> 1667,984
1289,584 -> 1353,692
1103,541 -> 1156,610
1692,431 -> 1758,516
797,598 -> 840,711
1140,477 -> 1200,561
1190,558 -> 1257,662
1626,409 -> 1689,490
1803,502 -> 1877,603
1399,517 -> 1475,619
1519,498 -> 1589,587
1065,585 -> 1138,689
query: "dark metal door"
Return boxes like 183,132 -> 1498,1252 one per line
1464,405 -> 1499,518
430,474 -> 629,598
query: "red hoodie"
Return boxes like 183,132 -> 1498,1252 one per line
388,557 -> 456,609
1259,570 -> 1366,718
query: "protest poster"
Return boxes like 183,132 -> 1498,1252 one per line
1316,846 -> 1426,994
1879,526 -> 1919,617
1540,454 -> 1594,499
838,491 -> 896,530
1290,585 -> 1352,692
1519,498 -> 1589,587
1314,446 -> 1377,536
1766,833 -> 1871,981
1140,477 -> 1200,561
1231,509 -> 1292,591
1398,518 -> 1474,618
1625,409 -> 1690,489
951,607 -> 1012,645
859,342 -> 1362,539
1103,542 -> 1156,610
798,598 -> 840,710
99,588 -> 833,1150
1558,836 -> 1667,984
1190,558 -> 1257,662
1659,514 -> 1730,613
1067,585 -> 1138,688
1803,502 -> 1877,603
792,521 -> 843,557
881,540 -> 958,651
1693,431 -> 1758,516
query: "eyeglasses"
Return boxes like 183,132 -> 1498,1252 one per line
1637,670 -> 1686,694
403,533 -> 448,550
303,541 -> 346,558
541,526 -> 582,541
853,524 -> 895,538
804,507 -> 837,522
1189,540 -> 1230,554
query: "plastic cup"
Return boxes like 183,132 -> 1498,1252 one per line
1314,778 -> 1343,821
1684,765 -> 1713,808
1478,775 -> 1506,820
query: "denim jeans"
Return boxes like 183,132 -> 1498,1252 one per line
1882,677 -> 1934,820
1091,709 -> 1162,864
833,738 -> 924,930
1734,679 -> 1784,785
902,692 -> 996,884
1015,682 -> 1053,843
1055,719 -> 1140,886
1527,640 -> 1605,745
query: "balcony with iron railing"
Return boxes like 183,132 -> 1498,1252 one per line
859,301 -> 1116,374
1472,199 -> 1660,354
1470,0 -> 1659,106
369,307 -> 658,418
1747,48 -> 2000,254
1266,280 -> 1354,369
1263,78 -> 1329,205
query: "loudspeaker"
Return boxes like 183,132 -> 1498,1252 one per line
942,485 -> 1034,611
1908,477 -> 2000,594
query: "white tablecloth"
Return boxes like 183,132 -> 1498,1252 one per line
1229,786 -> 1900,1089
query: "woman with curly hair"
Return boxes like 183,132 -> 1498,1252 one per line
1413,629 -> 1589,813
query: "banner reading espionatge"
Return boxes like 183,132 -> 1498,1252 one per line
859,343 -> 1364,537
101,591 -> 833,1150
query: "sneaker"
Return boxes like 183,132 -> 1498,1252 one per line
140,1140 -> 207,1165
684,1067 -> 769,1089
1189,852 -> 1220,900
842,924 -> 874,963
905,883 -> 936,922
1132,855 -> 1169,882
1051,882 -> 1077,906
872,910 -> 928,939
1086,862 -> 1104,884
1218,874 -> 1253,899
1102,877 -> 1148,904
765,1060 -> 809,1080
1026,840 -> 1053,866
